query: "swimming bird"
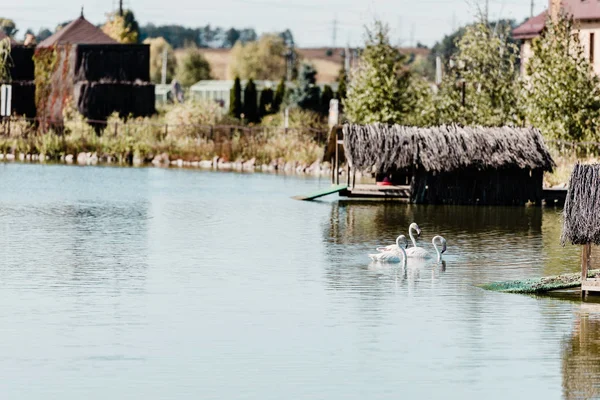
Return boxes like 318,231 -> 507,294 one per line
369,235 -> 408,265
376,223 -> 421,253
405,235 -> 447,262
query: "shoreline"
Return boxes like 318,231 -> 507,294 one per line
0,151 -> 347,178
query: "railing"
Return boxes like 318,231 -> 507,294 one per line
0,115 -> 330,144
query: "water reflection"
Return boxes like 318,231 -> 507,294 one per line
563,304 -> 600,399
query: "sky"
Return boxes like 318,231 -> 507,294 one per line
6,0 -> 543,47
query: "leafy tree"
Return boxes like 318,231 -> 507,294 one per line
428,19 -> 518,80
336,68 -> 347,100
176,47 -> 211,86
55,20 -> 72,32
258,87 -> 274,117
289,63 -> 321,112
521,13 -> 600,141
0,18 -> 17,37
273,78 -> 285,112
243,79 -> 258,122
0,37 -> 11,81
139,24 -> 258,49
102,9 -> 139,43
434,19 -> 521,126
344,21 -> 413,124
143,37 -> 177,83
228,33 -> 297,80
229,76 -> 242,118
36,28 -> 52,42
320,84 -> 334,115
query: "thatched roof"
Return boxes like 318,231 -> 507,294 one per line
339,124 -> 554,173
562,164 -> 600,245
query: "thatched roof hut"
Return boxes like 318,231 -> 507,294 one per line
560,164 -> 600,296
341,124 -> 554,174
328,124 -> 555,205
562,164 -> 600,246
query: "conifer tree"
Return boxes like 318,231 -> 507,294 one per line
243,78 -> 258,122
320,84 -> 334,115
273,77 -> 285,112
258,87 -> 274,117
229,76 -> 242,118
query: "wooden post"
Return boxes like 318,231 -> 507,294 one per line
582,243 -> 592,298
334,129 -> 339,185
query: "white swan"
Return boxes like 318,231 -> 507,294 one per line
406,235 -> 447,262
407,222 -> 421,248
369,235 -> 407,265
377,223 -> 421,253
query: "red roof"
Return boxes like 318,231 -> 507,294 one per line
513,11 -> 547,39
38,16 -> 117,47
562,0 -> 600,20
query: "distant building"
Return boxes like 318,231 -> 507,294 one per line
0,31 -> 36,117
513,0 -> 600,75
36,13 -> 155,123
189,79 -> 338,109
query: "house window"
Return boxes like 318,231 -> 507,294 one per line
591,33 -> 595,65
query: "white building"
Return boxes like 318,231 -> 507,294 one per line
189,79 -> 338,109
513,0 -> 600,75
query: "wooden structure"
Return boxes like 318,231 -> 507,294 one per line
562,163 -> 600,297
36,14 -> 155,123
0,34 -> 36,117
324,124 -> 557,206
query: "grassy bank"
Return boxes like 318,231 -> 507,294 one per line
0,102 -> 328,168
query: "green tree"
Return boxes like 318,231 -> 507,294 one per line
36,28 -> 52,42
343,21 -> 413,124
258,87 -> 274,117
0,37 -> 11,81
102,9 -> 139,43
228,33 -> 297,80
521,13 -> 600,141
434,19 -> 521,125
0,18 -> 17,37
176,47 -> 211,86
320,84 -> 334,115
144,37 -> 177,83
243,78 -> 258,122
229,76 -> 242,118
273,78 -> 286,112
336,68 -> 347,101
289,63 -> 321,112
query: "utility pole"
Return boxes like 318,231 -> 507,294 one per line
530,0 -> 534,18
161,47 -> 167,85
119,0 -> 124,16
332,17 -> 337,49
410,24 -> 415,47
344,43 -> 350,72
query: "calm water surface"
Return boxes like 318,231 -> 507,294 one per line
0,163 -> 599,399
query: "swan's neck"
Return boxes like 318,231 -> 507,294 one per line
432,238 -> 442,262
399,248 -> 407,266
409,227 -> 417,247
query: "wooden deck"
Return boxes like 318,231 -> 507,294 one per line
338,184 -> 567,206
341,184 -> 411,199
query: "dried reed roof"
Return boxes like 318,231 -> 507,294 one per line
341,124 -> 554,173
561,164 -> 600,245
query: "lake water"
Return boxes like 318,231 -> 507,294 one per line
0,163 -> 599,399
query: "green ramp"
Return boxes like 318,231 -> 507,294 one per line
478,269 -> 600,294
292,184 -> 348,201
